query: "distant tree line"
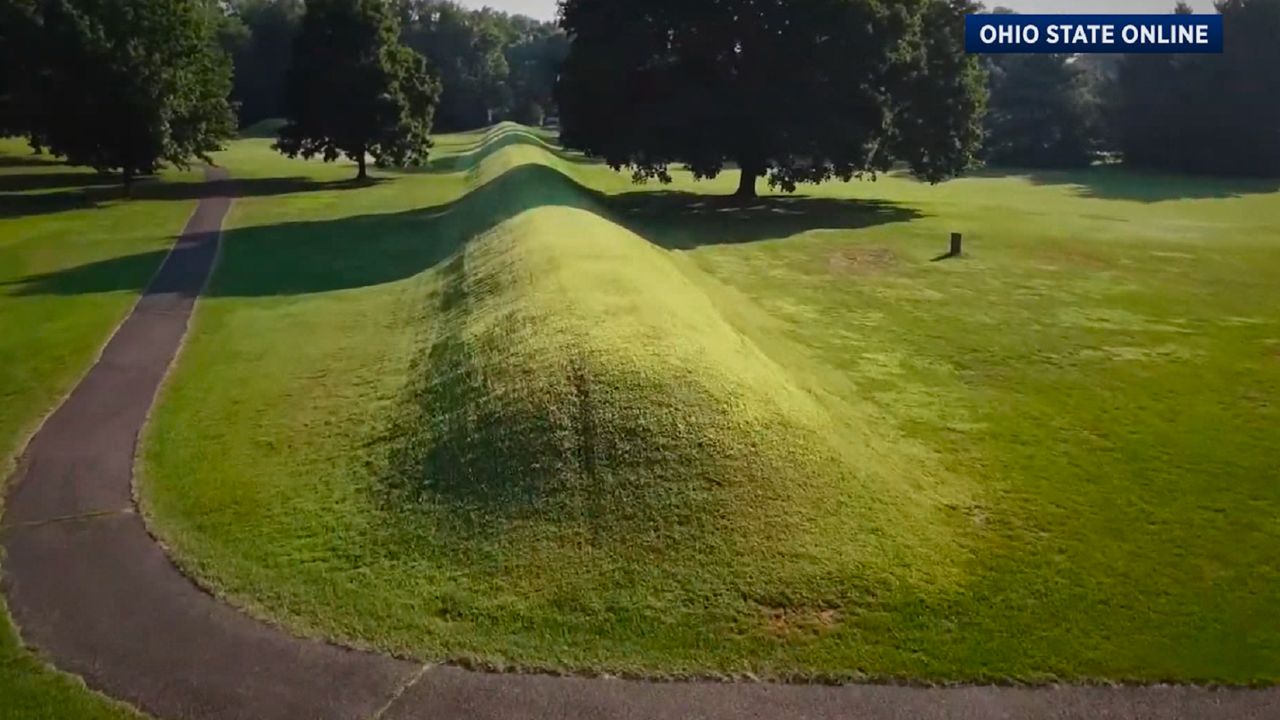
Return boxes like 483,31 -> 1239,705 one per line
3,0 -> 1277,190
218,0 -> 567,132
0,0 -> 561,184
981,0 -> 1280,177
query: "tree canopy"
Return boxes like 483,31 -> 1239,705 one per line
983,53 -> 1101,169
224,0 -> 567,133
396,1 -> 566,131
1,0 -> 236,183
556,0 -> 987,197
503,21 -> 569,126
398,1 -> 509,131
276,0 -> 442,179
221,0 -> 305,128
1115,0 -> 1280,177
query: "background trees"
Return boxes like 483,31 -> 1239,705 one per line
397,1 -> 565,131
1115,0 -> 1280,177
972,0 -> 1278,178
983,53 -> 1101,168
399,2 -> 511,131
0,0 -> 235,185
215,0 -> 566,132
222,0 -> 305,128
503,18 -> 569,126
4,0 -> 1277,183
0,0 -> 39,141
556,0 -> 988,198
276,0 -> 442,179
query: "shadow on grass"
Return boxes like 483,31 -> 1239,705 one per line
0,175 -> 380,219
0,154 -> 61,169
969,164 -> 1280,202
0,171 -> 123,193
610,191 -> 920,250
6,159 -> 920,298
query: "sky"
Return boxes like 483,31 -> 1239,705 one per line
456,0 -> 1217,22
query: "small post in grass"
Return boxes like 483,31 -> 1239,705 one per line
950,232 -> 963,258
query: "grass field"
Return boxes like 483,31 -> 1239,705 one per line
0,138 -> 177,718
130,125 -> 1280,683
8,124 -> 1278,690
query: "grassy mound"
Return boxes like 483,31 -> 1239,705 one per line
139,125 -> 1280,681
357,141 -> 978,649
380,195 -> 968,586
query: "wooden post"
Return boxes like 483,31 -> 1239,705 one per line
950,232 -> 963,257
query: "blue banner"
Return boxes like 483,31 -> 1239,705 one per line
965,14 -> 1224,54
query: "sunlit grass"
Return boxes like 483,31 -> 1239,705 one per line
0,138 -> 181,719
118,124 -> 1280,683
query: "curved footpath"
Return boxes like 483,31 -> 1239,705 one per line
2,169 -> 1277,720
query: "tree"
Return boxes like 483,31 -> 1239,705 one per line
0,0 -> 37,138
506,25 -> 569,126
1185,0 -> 1280,176
1114,0 -> 1280,177
400,1 -> 512,131
277,0 -> 441,180
556,0 -> 987,198
984,53 -> 1101,168
3,0 -> 236,185
1114,3 -> 1197,173
225,0 -> 304,128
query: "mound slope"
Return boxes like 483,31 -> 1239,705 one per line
382,147 -> 974,596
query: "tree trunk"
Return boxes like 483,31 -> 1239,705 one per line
735,164 -> 760,199
122,167 -> 134,197
356,152 -> 368,181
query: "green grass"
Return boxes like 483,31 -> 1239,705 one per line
0,140 -> 201,479
0,138 -> 189,718
132,124 -> 1280,684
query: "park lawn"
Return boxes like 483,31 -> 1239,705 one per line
0,138 -> 202,718
140,125 -> 1280,683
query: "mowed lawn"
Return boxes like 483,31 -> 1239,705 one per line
124,125 -> 1280,684
0,138 -> 190,718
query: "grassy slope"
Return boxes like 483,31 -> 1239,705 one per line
0,138 -> 191,718
142,125 -> 1280,683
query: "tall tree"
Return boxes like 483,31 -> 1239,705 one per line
556,0 -> 987,198
1114,3 -> 1195,173
984,53 -> 1100,168
226,0 -> 304,128
4,0 -> 236,185
277,0 -> 442,180
400,1 -> 514,131
1115,0 -> 1280,177
505,25 -> 569,126
0,0 -> 37,138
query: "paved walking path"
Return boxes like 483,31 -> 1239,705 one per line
2,169 -> 1277,719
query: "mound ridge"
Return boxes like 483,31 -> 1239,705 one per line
401,207 -> 828,526
383,138 -> 974,584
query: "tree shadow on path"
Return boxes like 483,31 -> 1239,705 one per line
6,161 -> 921,298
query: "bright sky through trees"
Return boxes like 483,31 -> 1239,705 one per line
456,0 -> 1217,22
